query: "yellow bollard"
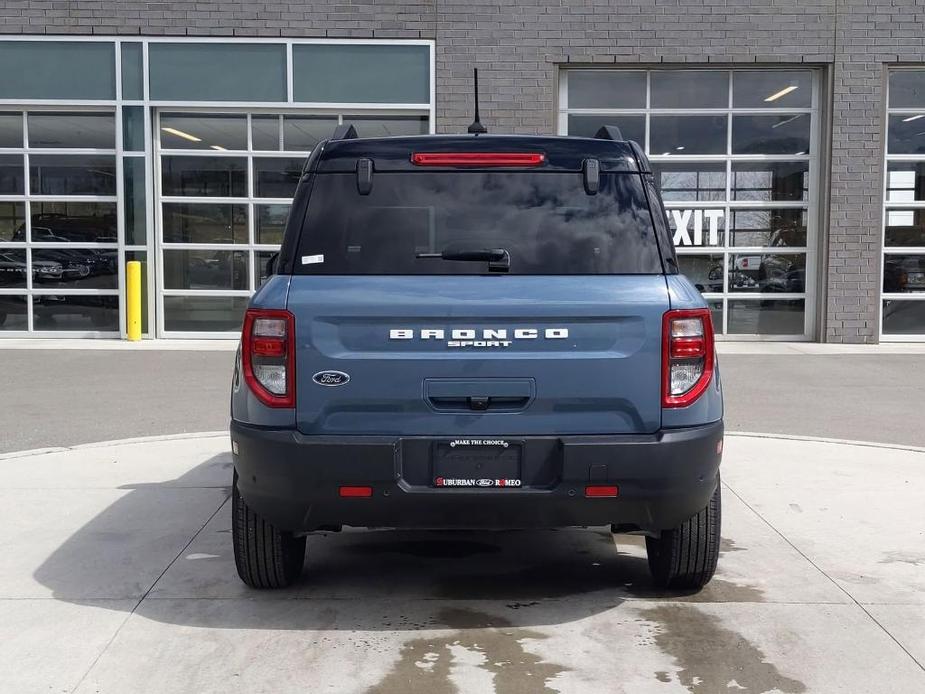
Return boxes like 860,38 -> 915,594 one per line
126,260 -> 142,341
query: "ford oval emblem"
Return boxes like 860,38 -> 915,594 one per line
312,370 -> 350,387
476,479 -> 494,487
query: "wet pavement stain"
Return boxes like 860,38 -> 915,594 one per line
640,605 -> 806,693
720,537 -> 746,555
367,607 -> 567,694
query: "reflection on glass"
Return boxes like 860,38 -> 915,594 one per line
567,115 -> 645,144
27,112 -> 115,149
653,162 -> 725,201
677,254 -> 724,293
0,249 -> 26,288
651,70 -> 728,109
883,254 -> 925,293
728,299 -> 805,335
0,295 -> 27,331
284,116 -> 338,151
885,209 -> 925,246
160,114 -> 247,151
0,113 -> 23,148
29,202 -> 117,243
124,157 -> 146,245
728,253 -> 805,293
732,115 -> 810,155
162,203 -> 248,244
0,154 -> 23,194
667,208 -> 725,248
121,43 -> 144,101
161,156 -> 247,197
345,116 -> 429,137
32,295 -> 118,331
650,115 -> 727,155
30,155 -> 116,195
0,201 -> 24,241
886,164 -> 925,202
887,115 -> 925,154
164,295 -> 249,332
122,107 -> 145,152
164,249 -> 249,290
256,204 -> 289,245
252,115 -> 281,151
888,70 -> 925,109
257,250 -> 278,286
732,71 -> 812,108
707,300 -> 724,334
567,71 -> 646,109
32,249 -> 118,289
254,158 -> 302,198
126,250 -> 148,334
730,209 -> 807,247
732,162 -> 809,201
882,299 -> 925,334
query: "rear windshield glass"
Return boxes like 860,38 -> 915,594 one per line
294,172 -> 663,275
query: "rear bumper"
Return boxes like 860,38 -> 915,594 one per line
231,420 -> 723,533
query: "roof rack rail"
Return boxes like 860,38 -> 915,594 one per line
594,125 -> 624,142
331,123 -> 359,140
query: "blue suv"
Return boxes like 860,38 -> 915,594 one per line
230,126 -> 723,590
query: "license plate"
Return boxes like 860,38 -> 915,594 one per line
432,439 -> 522,488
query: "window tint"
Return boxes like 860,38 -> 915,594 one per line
295,172 -> 663,275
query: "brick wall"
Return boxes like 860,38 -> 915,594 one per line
2,0 -> 923,342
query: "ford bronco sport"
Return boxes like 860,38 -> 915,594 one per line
230,125 -> 723,591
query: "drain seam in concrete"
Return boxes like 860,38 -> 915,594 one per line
723,481 -> 925,674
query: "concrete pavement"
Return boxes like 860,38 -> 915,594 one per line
1,433 -> 923,693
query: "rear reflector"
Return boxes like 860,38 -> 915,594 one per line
585,485 -> 619,498
411,152 -> 546,167
339,486 -> 373,498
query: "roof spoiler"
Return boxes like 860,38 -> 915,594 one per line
594,125 -> 624,141
331,123 -> 359,140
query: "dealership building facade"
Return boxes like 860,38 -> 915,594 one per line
0,1 -> 923,343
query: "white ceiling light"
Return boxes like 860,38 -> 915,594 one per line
764,85 -> 799,102
675,146 -> 685,151
902,114 -> 925,122
161,126 -> 202,142
771,114 -> 804,129
210,145 -> 227,151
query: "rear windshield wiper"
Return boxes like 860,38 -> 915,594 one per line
416,248 -> 511,273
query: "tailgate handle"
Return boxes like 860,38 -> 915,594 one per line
424,379 -> 535,413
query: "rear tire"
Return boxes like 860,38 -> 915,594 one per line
645,479 -> 721,590
232,472 -> 306,589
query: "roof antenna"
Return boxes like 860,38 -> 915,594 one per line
467,68 -> 488,135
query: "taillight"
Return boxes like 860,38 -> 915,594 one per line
662,308 -> 715,408
410,152 -> 546,167
241,308 -> 295,408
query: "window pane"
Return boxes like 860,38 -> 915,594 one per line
149,43 -> 286,102
32,249 -> 118,289
732,162 -> 809,201
651,70 -> 728,109
162,203 -> 248,244
567,71 -> 646,109
256,250 -> 278,287
252,116 -> 281,151
708,300 -> 724,334
30,202 -> 117,243
0,295 -> 27,331
256,204 -> 289,245
730,209 -> 807,247
164,295 -> 248,332
254,158 -> 302,198
160,114 -> 247,151
883,254 -> 925,293
732,114 -> 810,155
882,299 -> 925,334
121,43 -> 144,101
0,113 -> 23,147
292,44 -> 429,104
885,209 -> 925,247
728,299 -> 805,335
126,250 -> 149,334
30,155 -> 116,195
28,113 -> 115,149
652,162 -> 726,201
728,253 -> 806,293
160,156 -> 246,197
567,115 -> 645,144
886,164 -> 925,202
345,116 -> 429,137
650,115 -> 727,155
732,70 -> 812,108
677,253 -> 724,293
122,106 -> 145,152
889,70 -> 925,109
667,208 -> 725,248
0,154 -> 24,194
283,116 -> 338,152
33,295 -> 118,331
0,201 -> 24,241
0,249 -> 26,288
124,157 -> 147,245
0,42 -> 115,100
164,249 -> 248,290
888,115 -> 925,154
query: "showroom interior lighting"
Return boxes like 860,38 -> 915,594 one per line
902,114 -> 925,122
764,85 -> 799,102
161,126 -> 202,142
210,145 -> 227,151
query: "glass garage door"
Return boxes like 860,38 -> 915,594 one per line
560,69 -> 820,339
154,111 -> 428,336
